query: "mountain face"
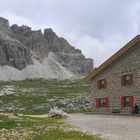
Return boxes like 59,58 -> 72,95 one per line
0,17 -> 93,80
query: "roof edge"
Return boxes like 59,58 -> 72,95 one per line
84,35 -> 140,81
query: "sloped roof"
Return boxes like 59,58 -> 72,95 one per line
84,35 -> 140,81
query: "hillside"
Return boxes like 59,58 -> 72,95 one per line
0,79 -> 91,114
0,17 -> 93,81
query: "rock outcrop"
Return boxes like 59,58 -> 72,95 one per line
48,107 -> 69,118
0,18 -> 32,70
0,17 -> 93,80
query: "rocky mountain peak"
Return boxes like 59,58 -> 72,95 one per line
44,28 -> 57,37
0,17 -> 11,34
10,24 -> 32,36
0,17 -> 93,80
44,28 -> 59,45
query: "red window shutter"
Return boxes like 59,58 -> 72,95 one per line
130,96 -> 134,107
121,96 -> 125,107
105,97 -> 109,107
96,98 -> 100,108
121,76 -> 125,86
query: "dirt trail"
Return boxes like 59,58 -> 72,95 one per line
1,113 -> 48,119
68,114 -> 140,140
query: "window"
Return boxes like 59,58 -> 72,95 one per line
121,96 -> 134,107
121,74 -> 133,86
124,96 -> 130,107
96,97 -> 109,108
99,98 -> 107,107
97,79 -> 106,89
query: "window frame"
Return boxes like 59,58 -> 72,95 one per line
99,98 -> 107,107
97,79 -> 107,89
121,96 -> 134,108
121,74 -> 133,86
96,97 -> 109,108
124,96 -> 131,107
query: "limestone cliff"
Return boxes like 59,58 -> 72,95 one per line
0,17 -> 93,80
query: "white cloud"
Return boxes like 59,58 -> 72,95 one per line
0,0 -> 140,67
74,34 -> 125,66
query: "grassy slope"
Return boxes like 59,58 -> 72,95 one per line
0,114 -> 102,140
0,79 -> 91,114
0,79 -> 103,140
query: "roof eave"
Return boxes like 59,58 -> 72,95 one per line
84,35 -> 140,81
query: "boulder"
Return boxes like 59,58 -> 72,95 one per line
0,113 -> 4,117
83,96 -> 91,104
56,99 -> 67,107
67,103 -> 74,108
48,107 -> 69,117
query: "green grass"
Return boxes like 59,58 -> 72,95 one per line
0,79 -> 91,114
0,79 -> 90,97
32,128 -> 101,140
0,119 -> 17,129
0,114 -> 102,140
0,79 -> 100,139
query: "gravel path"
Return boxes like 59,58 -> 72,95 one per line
68,114 -> 140,140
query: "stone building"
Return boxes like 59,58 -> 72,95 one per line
85,35 -> 140,113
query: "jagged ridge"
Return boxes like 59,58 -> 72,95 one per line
0,17 -> 93,80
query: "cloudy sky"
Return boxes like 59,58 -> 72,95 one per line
0,0 -> 140,66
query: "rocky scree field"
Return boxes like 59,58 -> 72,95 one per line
0,79 -> 92,115
0,17 -> 93,80
0,79 -> 103,140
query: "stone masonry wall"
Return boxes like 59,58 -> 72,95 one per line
91,42 -> 140,113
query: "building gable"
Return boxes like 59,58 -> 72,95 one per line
84,35 -> 140,81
